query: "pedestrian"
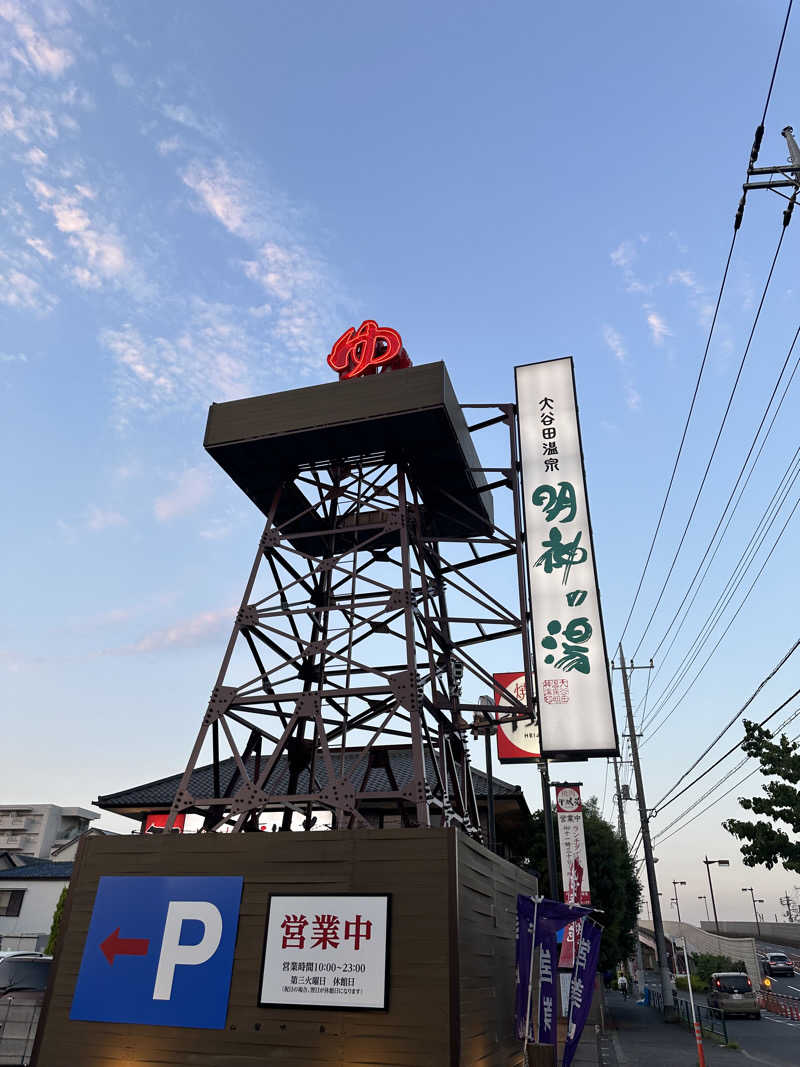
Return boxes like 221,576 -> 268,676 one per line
618,974 -> 628,999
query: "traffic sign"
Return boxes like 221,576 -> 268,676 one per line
70,875 -> 243,1029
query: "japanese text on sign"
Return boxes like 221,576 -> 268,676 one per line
515,358 -> 617,757
261,895 -> 390,1010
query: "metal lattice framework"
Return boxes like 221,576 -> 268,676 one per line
166,403 -> 535,838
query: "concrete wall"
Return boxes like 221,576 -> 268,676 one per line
641,920 -> 760,988
701,921 -> 800,949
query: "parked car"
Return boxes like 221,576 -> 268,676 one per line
763,952 -> 794,977
707,972 -> 760,1019
0,956 -> 51,1066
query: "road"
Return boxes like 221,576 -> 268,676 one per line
697,974 -> 800,1067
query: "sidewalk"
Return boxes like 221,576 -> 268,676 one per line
605,990 -> 736,1065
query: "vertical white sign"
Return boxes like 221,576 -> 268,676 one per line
555,785 -> 591,971
516,358 -> 617,757
260,894 -> 390,1010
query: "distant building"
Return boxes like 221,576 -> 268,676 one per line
0,860 -> 72,953
0,805 -> 98,861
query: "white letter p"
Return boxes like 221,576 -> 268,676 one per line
153,900 -> 223,1001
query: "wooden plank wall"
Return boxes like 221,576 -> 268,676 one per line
34,830 -> 454,1067
455,834 -> 545,1067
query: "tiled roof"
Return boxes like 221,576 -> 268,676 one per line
0,861 -> 73,881
97,746 -> 525,814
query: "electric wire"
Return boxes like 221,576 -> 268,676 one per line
648,326 -> 800,663
653,706 -> 800,841
651,685 -> 800,817
632,307 -> 800,726
650,637 -> 800,813
631,225 -> 790,660
640,478 -> 800,742
654,725 -> 799,849
616,0 -> 794,652
615,231 -> 738,651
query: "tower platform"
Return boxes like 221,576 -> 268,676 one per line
204,361 -> 493,541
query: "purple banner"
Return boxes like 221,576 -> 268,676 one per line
515,895 -> 590,1042
537,934 -> 557,1044
562,918 -> 603,1067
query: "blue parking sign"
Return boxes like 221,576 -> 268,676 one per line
70,875 -> 243,1029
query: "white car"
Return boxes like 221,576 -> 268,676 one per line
0,950 -> 46,962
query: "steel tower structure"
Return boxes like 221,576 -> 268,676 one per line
165,362 -> 536,839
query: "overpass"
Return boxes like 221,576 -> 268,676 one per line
639,920 -> 760,987
701,920 -> 800,950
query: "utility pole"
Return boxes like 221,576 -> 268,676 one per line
612,757 -> 627,845
617,644 -> 673,1015
672,880 -> 686,925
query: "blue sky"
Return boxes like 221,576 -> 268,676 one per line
2,1 -> 800,925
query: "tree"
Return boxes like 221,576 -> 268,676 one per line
522,798 -> 641,970
723,719 -> 800,874
45,886 -> 68,956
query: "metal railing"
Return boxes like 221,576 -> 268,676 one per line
673,997 -> 728,1043
0,999 -> 41,1066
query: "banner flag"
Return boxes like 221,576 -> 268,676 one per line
515,895 -> 590,1042
556,784 -> 591,969
562,918 -> 603,1067
537,934 -> 558,1044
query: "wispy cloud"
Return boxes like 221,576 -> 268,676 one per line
86,505 -> 127,531
602,324 -> 627,364
646,310 -> 671,344
0,265 -> 53,312
154,467 -> 213,521
107,606 -> 232,655
602,324 -> 641,412
0,0 -> 75,78
102,301 -> 255,423
182,157 -> 260,240
610,241 -> 635,268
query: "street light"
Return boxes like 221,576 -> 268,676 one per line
672,880 -> 687,925
703,857 -> 730,935
742,887 -> 764,939
698,895 -> 710,921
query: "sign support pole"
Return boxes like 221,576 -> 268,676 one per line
619,644 -> 674,1018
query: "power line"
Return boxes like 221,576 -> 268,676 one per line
654,724 -> 800,849
653,705 -> 800,841
641,451 -> 800,733
640,480 -> 800,741
632,224 -> 791,659
617,0 -> 794,651
648,326 -> 800,662
615,231 -> 738,650
650,637 -> 800,812
651,685 -> 800,818
630,343 -> 800,725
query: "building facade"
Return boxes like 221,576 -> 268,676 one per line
0,861 -> 72,952
0,805 -> 97,860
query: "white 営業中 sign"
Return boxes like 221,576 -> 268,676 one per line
515,357 -> 618,758
260,894 -> 390,1010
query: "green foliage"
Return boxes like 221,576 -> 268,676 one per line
522,797 -> 641,971
676,974 -> 708,993
689,953 -> 745,985
45,886 -> 68,956
723,719 -> 800,874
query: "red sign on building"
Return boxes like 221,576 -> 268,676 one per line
326,320 -> 411,380
493,672 -> 540,762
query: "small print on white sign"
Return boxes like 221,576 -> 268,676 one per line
260,894 -> 390,1010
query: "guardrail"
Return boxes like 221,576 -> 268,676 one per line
757,989 -> 800,1021
0,999 -> 40,1066
674,997 -> 728,1044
